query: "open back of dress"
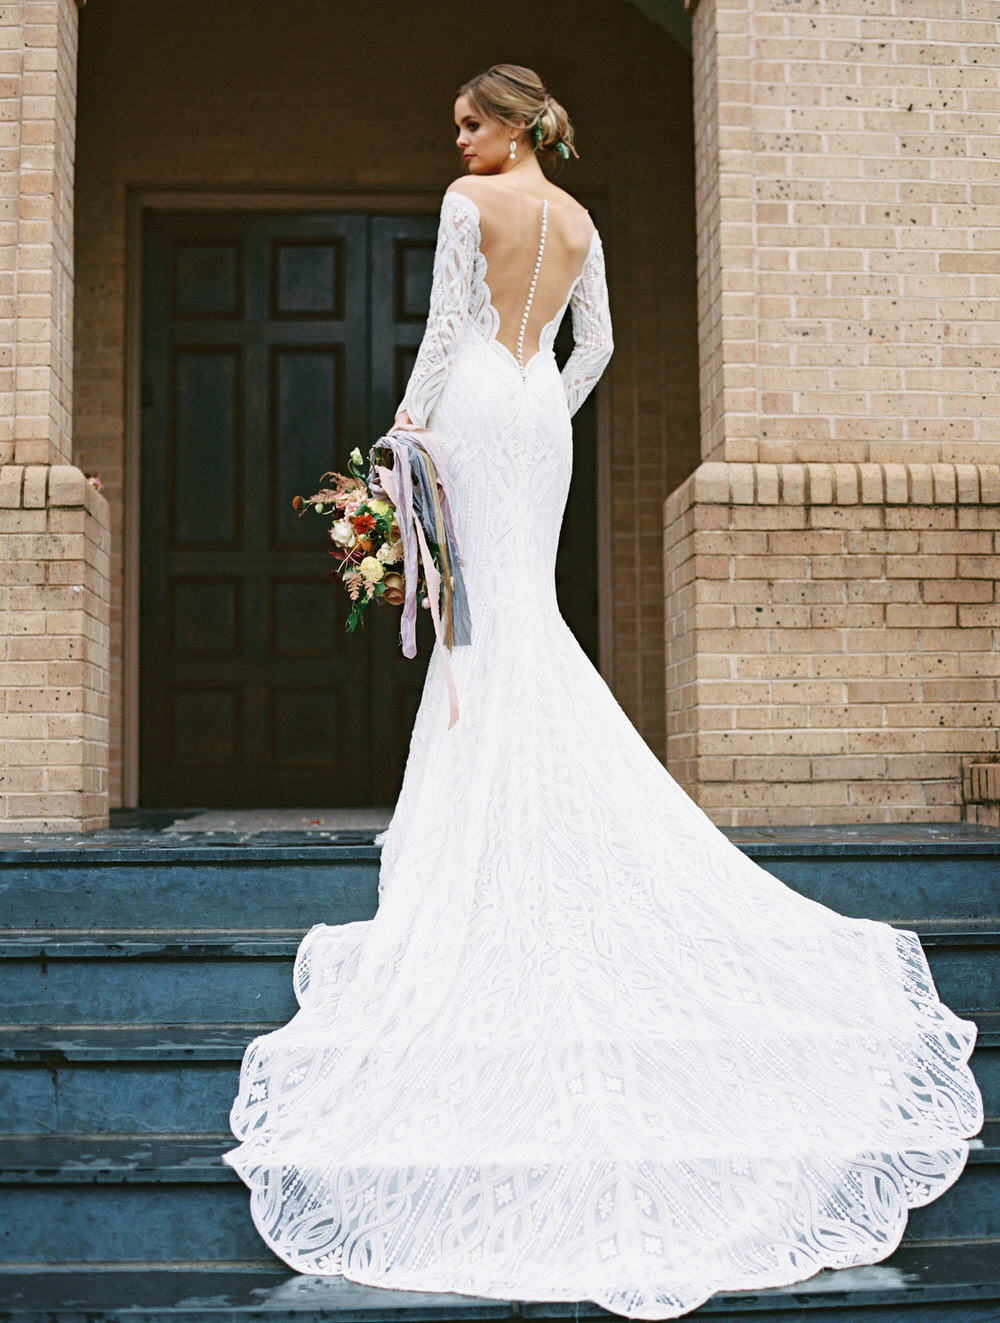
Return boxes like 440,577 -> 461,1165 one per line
391,182 -> 612,429
469,184 -> 598,372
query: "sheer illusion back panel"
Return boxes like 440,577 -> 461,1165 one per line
394,186 -> 613,428
459,182 -> 598,368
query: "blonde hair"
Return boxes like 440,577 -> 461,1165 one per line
457,63 -> 579,171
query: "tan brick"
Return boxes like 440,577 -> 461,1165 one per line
0,464 -> 22,507
733,756 -> 812,781
958,603 -> 1000,627
812,755 -> 886,780
693,462 -> 731,504
771,781 -> 849,806
886,603 -> 957,627
2,766 -> 46,791
847,729 -> 925,753
4,791 -> 86,818
0,712 -> 48,738
22,463 -> 46,506
0,506 -> 45,532
923,579 -> 993,602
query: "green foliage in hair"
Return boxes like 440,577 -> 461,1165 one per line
533,118 -> 570,158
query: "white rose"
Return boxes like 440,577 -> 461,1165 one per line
330,519 -> 356,548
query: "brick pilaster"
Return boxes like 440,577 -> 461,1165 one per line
0,0 -> 79,469
664,461 -> 1000,825
686,0 -> 1000,466
0,462 -> 109,830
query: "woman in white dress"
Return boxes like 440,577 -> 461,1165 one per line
223,64 -> 984,1320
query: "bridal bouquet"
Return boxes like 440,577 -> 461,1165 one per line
292,446 -> 416,634
292,424 -> 471,726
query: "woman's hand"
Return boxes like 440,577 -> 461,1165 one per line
394,409 -> 414,429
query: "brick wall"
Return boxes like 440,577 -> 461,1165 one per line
687,0 -> 1000,467
0,0 -> 111,832
73,0 -> 700,806
0,463 -> 110,829
0,0 -> 78,468
664,460 -> 1000,824
674,0 -> 1000,824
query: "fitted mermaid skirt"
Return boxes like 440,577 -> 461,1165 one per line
222,331 -> 983,1319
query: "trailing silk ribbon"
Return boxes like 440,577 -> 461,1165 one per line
369,424 -> 470,729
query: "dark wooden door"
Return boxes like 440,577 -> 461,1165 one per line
140,208 -> 599,808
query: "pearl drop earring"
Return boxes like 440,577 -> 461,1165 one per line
509,136 -> 517,159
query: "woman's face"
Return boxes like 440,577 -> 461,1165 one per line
454,94 -> 522,174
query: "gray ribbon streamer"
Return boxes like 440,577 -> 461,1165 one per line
367,426 -> 471,658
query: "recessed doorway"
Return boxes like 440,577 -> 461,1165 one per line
138,206 -> 601,807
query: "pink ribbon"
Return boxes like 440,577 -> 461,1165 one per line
375,460 -> 460,730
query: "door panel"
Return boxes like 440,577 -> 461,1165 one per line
140,208 -> 599,808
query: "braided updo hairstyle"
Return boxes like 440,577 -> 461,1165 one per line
457,64 -> 579,172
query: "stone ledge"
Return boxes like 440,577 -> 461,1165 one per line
0,463 -> 109,527
665,461 -> 1000,526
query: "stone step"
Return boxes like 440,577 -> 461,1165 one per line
2,826 -> 998,932
0,1246 -> 999,1320
0,845 -> 381,932
0,920 -> 996,1024
0,930 -> 308,1024
0,1024 -> 271,1134
10,1128 -> 997,1184
0,1131 -> 996,1263
2,1015 -> 997,1136
724,824 -> 1000,926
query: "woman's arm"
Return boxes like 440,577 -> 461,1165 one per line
560,231 -> 614,418
394,189 -> 479,429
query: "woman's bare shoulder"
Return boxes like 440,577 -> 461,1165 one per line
446,175 -> 589,218
544,183 -> 592,218
444,176 -> 490,205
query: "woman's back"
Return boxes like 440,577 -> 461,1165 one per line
445,176 -> 597,368
392,172 -> 612,430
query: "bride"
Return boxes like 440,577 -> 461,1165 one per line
223,64 -> 984,1320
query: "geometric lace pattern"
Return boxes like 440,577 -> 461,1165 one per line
224,183 -> 983,1320
396,190 -> 613,427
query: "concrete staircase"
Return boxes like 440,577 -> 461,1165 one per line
0,822 -> 998,1320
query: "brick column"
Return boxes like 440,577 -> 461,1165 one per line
676,0 -> 1000,821
0,464 -> 109,829
665,460 -> 1000,825
0,1 -> 109,831
0,0 -> 79,467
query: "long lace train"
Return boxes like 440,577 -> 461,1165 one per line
223,609 -> 982,1318
222,183 -> 983,1318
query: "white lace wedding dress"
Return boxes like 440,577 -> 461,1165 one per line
223,183 -> 984,1319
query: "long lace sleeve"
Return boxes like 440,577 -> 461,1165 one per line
395,191 -> 478,428
561,232 -> 614,418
